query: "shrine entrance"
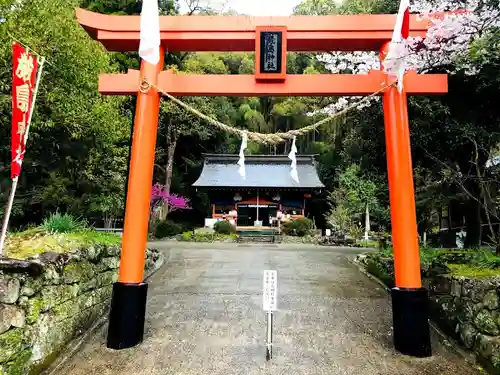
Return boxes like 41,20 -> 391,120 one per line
76,8 -> 448,358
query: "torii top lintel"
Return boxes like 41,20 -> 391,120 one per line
76,8 -> 448,96
76,8 -> 432,52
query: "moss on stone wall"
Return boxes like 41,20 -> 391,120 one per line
0,328 -> 25,363
4,230 -> 121,260
449,264 -> 500,278
356,251 -> 500,375
0,242 -> 164,375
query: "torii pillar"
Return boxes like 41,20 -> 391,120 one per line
77,8 -> 448,357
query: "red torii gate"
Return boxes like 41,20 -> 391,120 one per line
77,8 -> 447,357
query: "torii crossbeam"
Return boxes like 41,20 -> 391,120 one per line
76,8 -> 447,357
99,69 -> 446,96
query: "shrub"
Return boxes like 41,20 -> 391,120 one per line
179,232 -> 213,242
179,231 -> 238,242
213,220 -> 236,235
282,218 -> 314,237
359,240 -> 378,248
155,220 -> 184,239
195,233 -> 216,242
42,212 -> 87,233
181,232 -> 195,241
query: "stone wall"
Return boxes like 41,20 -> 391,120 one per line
0,246 -> 164,375
356,253 -> 500,374
278,235 -> 322,244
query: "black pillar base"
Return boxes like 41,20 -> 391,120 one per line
107,282 -> 148,350
391,287 -> 432,357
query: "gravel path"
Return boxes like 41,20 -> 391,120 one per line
51,243 -> 481,375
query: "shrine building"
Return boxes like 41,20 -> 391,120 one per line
193,154 -> 324,227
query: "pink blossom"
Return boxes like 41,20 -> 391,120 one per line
151,183 -> 191,212
308,1 -> 498,117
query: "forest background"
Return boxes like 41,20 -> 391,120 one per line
0,0 -> 499,248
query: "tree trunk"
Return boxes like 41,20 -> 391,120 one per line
159,126 -> 178,221
464,180 -> 482,248
104,213 -> 114,229
284,118 -> 290,154
260,97 -> 271,123
461,141 -> 491,249
364,203 -> 370,241
165,138 -> 177,191
476,168 -> 500,248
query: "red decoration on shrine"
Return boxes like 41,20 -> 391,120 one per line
11,42 -> 38,179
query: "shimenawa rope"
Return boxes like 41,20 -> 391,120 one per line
139,78 -> 392,145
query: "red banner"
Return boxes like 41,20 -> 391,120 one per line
11,42 -> 38,179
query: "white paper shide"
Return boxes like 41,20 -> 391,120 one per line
139,0 -> 161,65
383,0 -> 410,92
238,132 -> 248,178
288,136 -> 299,183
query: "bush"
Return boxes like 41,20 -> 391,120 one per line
193,233 -> 215,242
155,220 -> 184,239
42,212 -> 87,233
213,220 -> 236,235
359,240 -> 378,248
179,232 -> 213,242
282,218 -> 314,237
179,232 -> 238,242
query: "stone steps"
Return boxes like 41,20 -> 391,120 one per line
237,236 -> 277,244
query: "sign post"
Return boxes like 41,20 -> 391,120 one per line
265,310 -> 273,361
263,270 -> 277,360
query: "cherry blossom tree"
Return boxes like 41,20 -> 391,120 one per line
309,0 -> 500,115
151,183 -> 191,211
150,183 -> 191,221
323,0 -> 500,76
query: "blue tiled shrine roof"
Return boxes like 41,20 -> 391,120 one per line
193,154 -> 325,189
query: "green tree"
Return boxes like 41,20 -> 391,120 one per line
295,0 -> 500,247
155,53 -> 239,219
0,0 -> 129,227
293,0 -> 339,15
326,165 -> 388,236
80,0 -> 178,15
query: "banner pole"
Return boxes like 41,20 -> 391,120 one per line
24,56 -> 45,143
0,56 -> 45,256
0,178 -> 18,255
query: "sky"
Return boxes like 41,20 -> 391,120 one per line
179,0 -> 302,16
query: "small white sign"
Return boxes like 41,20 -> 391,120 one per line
263,270 -> 278,311
325,229 -> 331,237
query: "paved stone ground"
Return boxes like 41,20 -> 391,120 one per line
50,243 -> 482,375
